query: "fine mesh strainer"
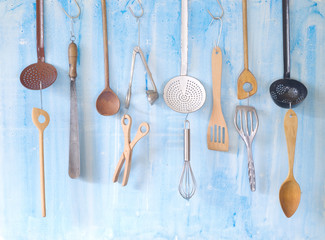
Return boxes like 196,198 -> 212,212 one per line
163,0 -> 206,200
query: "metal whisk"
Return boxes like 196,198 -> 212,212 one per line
179,119 -> 197,200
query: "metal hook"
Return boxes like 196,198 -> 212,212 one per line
128,0 -> 144,20
61,0 -> 81,19
207,0 -> 224,48
207,0 -> 224,20
129,0 -> 144,50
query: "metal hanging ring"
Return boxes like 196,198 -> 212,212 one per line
207,0 -> 224,47
61,0 -> 81,19
128,0 -> 144,20
207,0 -> 224,21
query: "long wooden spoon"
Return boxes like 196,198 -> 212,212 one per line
237,0 -> 257,99
32,108 -> 50,217
279,109 -> 301,218
96,0 -> 120,116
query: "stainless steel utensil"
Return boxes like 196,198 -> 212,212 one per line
179,120 -> 196,200
125,0 -> 158,109
60,0 -> 81,179
234,105 -> 259,192
163,0 -> 206,200
68,42 -> 80,179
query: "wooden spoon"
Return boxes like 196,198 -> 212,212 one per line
279,109 -> 301,218
237,0 -> 257,100
96,0 -> 120,116
32,108 -> 50,217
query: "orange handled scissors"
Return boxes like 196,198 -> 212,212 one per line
113,114 -> 150,186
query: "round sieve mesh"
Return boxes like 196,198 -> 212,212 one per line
163,76 -> 206,113
20,62 -> 57,90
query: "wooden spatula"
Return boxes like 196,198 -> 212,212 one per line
237,0 -> 257,99
207,47 -> 228,151
32,107 -> 50,217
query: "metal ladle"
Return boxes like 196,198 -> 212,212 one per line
125,0 -> 158,109
269,0 -> 307,108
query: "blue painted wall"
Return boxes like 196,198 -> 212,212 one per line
0,0 -> 324,239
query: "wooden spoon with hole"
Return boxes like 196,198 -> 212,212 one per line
96,0 -> 120,115
32,108 -> 50,217
279,109 -> 301,218
237,0 -> 257,99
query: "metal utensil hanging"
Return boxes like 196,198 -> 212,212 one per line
269,0 -> 307,108
125,0 -> 158,109
163,0 -> 206,200
60,0 -> 81,179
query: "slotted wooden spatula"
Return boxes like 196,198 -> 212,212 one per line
207,47 -> 228,151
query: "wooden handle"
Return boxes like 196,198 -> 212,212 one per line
68,42 -> 78,79
242,0 -> 248,69
130,122 -> 150,149
122,122 -> 149,186
32,108 -> 49,217
39,131 -> 46,217
211,47 -> 222,110
101,0 -> 109,88
112,153 -> 125,183
284,109 -> 298,178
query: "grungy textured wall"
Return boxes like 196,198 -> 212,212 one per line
0,0 -> 325,239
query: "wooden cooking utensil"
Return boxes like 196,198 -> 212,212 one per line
113,114 -> 149,186
32,108 -> 50,217
237,0 -> 257,100
279,109 -> 301,218
96,0 -> 120,116
207,47 -> 228,151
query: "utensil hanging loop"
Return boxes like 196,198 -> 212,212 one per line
207,0 -> 224,48
61,0 -> 81,19
128,0 -> 144,19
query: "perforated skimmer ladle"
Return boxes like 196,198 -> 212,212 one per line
163,0 -> 206,200
269,0 -> 307,108
20,0 -> 57,90
163,0 -> 206,114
